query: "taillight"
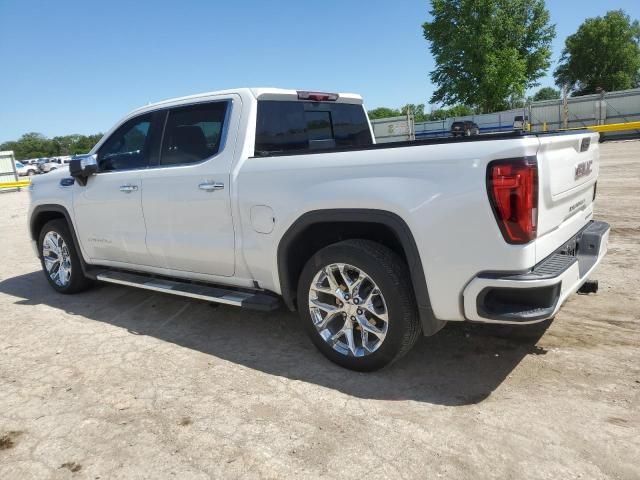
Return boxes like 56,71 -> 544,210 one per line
297,91 -> 339,101
487,157 -> 538,244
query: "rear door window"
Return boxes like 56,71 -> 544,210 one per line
159,101 -> 229,166
255,100 -> 372,155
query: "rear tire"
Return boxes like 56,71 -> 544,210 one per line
38,219 -> 93,294
297,239 -> 421,371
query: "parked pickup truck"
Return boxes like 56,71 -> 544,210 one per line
28,88 -> 610,371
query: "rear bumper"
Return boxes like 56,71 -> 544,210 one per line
463,220 -> 610,324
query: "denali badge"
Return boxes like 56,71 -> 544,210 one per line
575,160 -> 593,180
569,199 -> 585,213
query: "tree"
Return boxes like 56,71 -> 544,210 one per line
0,132 -> 103,161
554,10 -> 640,96
0,133 -> 57,160
367,107 -> 402,120
369,104 -> 475,122
431,104 -> 475,119
53,134 -> 103,156
423,0 -> 555,113
402,104 -> 430,122
532,86 -> 560,101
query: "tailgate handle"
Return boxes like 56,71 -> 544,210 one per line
580,137 -> 590,152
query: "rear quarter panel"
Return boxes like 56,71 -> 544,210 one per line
236,137 -> 540,321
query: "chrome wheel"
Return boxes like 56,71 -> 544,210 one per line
42,231 -> 72,287
308,263 -> 389,357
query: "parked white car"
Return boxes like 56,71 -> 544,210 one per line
15,161 -> 38,176
27,88 -> 609,370
37,157 -> 71,173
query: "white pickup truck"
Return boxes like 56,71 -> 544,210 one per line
28,88 -> 609,371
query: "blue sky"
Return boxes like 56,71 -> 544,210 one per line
1,0 -> 639,142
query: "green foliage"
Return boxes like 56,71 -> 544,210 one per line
423,0 -> 555,113
554,10 -> 640,95
428,104 -> 475,120
367,107 -> 402,120
1,133 -> 57,160
0,132 -> 103,160
368,104 -> 475,122
53,134 -> 104,156
401,104 -> 430,122
532,86 -> 561,101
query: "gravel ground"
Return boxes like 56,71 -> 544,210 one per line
0,140 -> 638,480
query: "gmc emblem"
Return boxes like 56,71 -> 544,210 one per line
575,160 -> 593,180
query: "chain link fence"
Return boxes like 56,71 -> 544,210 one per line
372,88 -> 640,142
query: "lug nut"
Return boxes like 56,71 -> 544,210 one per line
353,298 -> 359,304
357,309 -> 363,315
350,316 -> 356,321
342,312 -> 347,318
344,294 -> 350,300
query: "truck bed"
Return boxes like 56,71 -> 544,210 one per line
254,129 -> 591,157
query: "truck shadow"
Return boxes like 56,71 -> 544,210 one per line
0,271 -> 551,406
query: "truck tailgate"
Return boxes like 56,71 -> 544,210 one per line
535,131 -> 600,263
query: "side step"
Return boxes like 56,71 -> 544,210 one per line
95,271 -> 280,312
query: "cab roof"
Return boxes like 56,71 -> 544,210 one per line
129,87 -> 363,116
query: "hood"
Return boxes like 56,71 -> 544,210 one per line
30,166 -> 71,187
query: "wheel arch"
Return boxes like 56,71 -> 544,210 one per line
276,209 -> 444,336
30,204 -> 93,277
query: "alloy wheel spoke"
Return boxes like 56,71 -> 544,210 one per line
361,329 -> 371,352
338,264 -> 357,288
309,298 -> 340,314
317,311 -> 340,330
51,263 -> 62,285
44,238 -> 58,256
44,256 -> 58,272
330,329 -> 344,346
349,275 -> 365,298
323,267 -> 341,294
363,300 -> 388,322
342,324 -> 357,356
357,315 -> 386,339
310,283 -> 336,296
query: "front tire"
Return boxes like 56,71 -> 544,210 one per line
297,240 -> 421,371
39,219 -> 92,294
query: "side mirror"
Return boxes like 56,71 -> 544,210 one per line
69,154 -> 98,186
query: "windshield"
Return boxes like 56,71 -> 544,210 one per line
15,162 -> 24,168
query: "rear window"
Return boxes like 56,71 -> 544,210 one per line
255,100 -> 372,156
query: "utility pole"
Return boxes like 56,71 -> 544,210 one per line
596,87 -> 606,125
405,104 -> 415,141
562,85 -> 569,129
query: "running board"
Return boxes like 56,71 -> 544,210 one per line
95,271 -> 279,311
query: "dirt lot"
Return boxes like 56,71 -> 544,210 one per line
1,141 -> 639,480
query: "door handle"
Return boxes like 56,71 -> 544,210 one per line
198,182 -> 224,192
119,184 -> 138,193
